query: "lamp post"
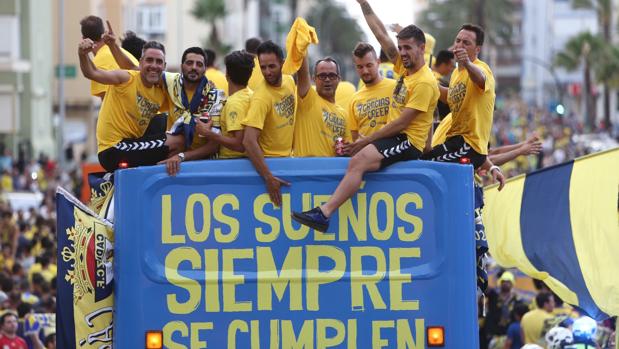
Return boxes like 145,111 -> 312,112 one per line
522,55 -> 564,107
57,0 -> 66,168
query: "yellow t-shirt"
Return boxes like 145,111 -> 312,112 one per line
431,113 -> 452,147
1,175 -> 13,192
347,78 -> 397,138
392,58 -> 439,151
96,70 -> 169,153
205,67 -> 228,96
521,308 -> 554,346
335,81 -> 356,111
446,59 -> 495,155
294,88 -> 351,157
91,45 -> 139,97
28,263 -> 57,283
219,87 -> 252,159
247,56 -> 264,91
241,75 -> 296,157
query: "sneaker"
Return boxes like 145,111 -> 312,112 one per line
291,207 -> 329,232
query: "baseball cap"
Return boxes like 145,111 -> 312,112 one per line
498,271 -> 515,284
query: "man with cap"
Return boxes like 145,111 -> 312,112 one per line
484,271 -> 526,346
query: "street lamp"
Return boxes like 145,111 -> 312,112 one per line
522,55 -> 564,107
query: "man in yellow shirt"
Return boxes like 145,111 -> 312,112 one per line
522,292 -> 556,346
245,38 -> 264,91
157,47 -> 221,175
79,16 -> 138,100
78,40 -> 183,172
196,50 -> 254,159
292,4 -> 438,232
293,56 -> 351,157
424,24 -> 497,171
242,41 -> 295,207
204,48 -> 229,95
103,26 -> 221,175
347,42 -> 398,141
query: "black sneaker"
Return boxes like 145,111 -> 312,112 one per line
291,207 -> 330,232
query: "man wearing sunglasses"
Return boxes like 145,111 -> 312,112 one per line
292,1 -> 439,232
293,56 -> 351,157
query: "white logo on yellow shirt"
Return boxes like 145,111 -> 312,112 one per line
274,94 -> 295,125
355,97 -> 390,127
322,109 -> 346,138
448,82 -> 466,113
136,93 -> 161,127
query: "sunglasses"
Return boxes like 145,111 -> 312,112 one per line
316,73 -> 340,81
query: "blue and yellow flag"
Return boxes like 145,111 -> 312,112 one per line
56,187 -> 114,348
483,148 -> 619,320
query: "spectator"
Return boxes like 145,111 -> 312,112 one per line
522,291 -> 556,346
504,303 -> 530,349
485,271 -> 526,345
0,312 -> 27,348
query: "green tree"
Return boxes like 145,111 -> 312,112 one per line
555,32 -> 609,130
305,0 -> 366,81
417,0 -> 516,52
570,0 -> 613,129
191,0 -> 230,55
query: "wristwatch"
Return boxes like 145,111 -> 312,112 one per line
178,152 -> 185,162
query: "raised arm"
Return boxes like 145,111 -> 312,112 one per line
78,38 -> 130,85
103,20 -> 138,70
296,57 -> 312,99
357,0 -> 399,63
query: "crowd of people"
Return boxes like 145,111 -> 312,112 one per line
0,151 -> 58,348
0,0 -> 616,348
481,269 -> 616,349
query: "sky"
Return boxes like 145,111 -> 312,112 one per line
334,0 -> 418,51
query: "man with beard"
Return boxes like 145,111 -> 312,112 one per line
242,40 -> 296,207
292,1 -> 439,232
157,47 -> 221,175
104,25 -> 221,175
347,42 -> 397,141
293,56 -> 351,157
78,39 -> 184,172
0,312 -> 27,349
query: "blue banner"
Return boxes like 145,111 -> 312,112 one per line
56,187 -> 114,349
114,158 -> 478,348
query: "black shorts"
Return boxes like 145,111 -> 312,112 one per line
98,133 -> 168,172
422,135 -> 486,169
372,134 -> 422,168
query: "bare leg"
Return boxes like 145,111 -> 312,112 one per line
320,144 -> 382,217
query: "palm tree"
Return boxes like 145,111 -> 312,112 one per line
418,0 -> 516,53
570,0 -> 613,129
191,0 -> 229,54
555,32 -> 606,130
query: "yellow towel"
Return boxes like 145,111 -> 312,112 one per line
282,17 -> 319,75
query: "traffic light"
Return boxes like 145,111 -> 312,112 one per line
555,104 -> 565,116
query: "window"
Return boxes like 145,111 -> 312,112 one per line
0,89 -> 16,133
0,16 -> 19,60
136,4 -> 166,37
